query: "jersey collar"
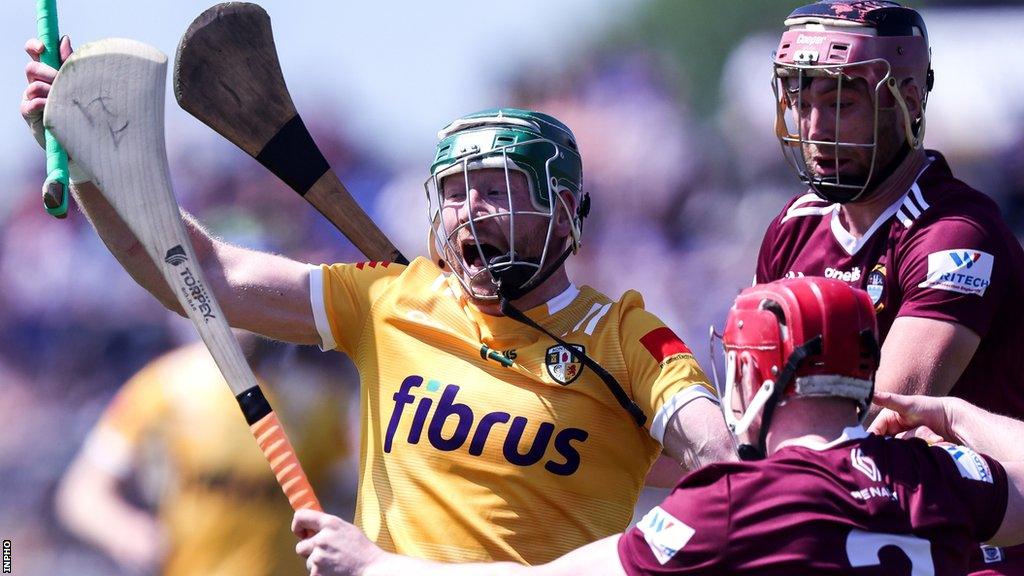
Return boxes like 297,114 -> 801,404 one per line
829,149 -> 931,256
462,283 -> 581,346
779,425 -> 869,452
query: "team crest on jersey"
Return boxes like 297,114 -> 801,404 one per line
867,264 -> 886,310
545,344 -> 584,385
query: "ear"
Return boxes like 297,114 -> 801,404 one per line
899,79 -> 924,125
553,189 -> 578,234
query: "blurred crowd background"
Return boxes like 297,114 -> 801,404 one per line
2,0 -> 1023,574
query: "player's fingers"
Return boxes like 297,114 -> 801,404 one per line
24,80 -> 51,101
292,509 -> 318,538
870,391 -> 925,421
25,38 -> 44,60
295,536 -> 316,558
911,425 -> 946,445
292,508 -> 335,538
59,35 -> 73,63
20,97 -> 47,119
867,408 -> 907,436
25,60 -> 58,84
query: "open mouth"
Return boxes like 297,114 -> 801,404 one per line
461,241 -> 507,270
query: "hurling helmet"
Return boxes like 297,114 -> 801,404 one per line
425,108 -> 588,299
711,277 -> 880,459
772,1 -> 933,203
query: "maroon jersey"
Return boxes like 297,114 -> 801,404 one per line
756,151 -> 1024,420
618,428 -> 1008,575
755,151 -> 1024,573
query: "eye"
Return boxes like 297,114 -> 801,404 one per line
442,187 -> 466,202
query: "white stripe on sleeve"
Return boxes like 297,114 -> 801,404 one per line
308,265 -> 337,351
649,386 -> 720,445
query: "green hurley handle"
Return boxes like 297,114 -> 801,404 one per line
37,0 -> 69,218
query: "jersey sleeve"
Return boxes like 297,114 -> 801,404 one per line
82,359 -> 171,478
617,470 -> 730,574
618,291 -> 719,445
895,215 -> 1006,337
755,209 -> 786,284
309,261 -> 405,355
929,443 -> 1009,543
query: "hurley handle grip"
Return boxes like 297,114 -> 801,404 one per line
238,386 -> 322,511
37,0 -> 69,218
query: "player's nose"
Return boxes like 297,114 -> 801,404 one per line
458,187 -> 497,223
804,104 -> 836,142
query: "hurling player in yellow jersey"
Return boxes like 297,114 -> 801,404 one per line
22,48 -> 734,564
54,338 -> 352,576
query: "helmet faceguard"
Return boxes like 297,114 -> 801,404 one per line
709,277 -> 880,460
425,108 -> 587,301
772,1 -> 932,203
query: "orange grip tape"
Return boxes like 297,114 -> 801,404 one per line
250,411 -> 322,512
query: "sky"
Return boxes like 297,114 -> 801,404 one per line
2,0 -> 634,190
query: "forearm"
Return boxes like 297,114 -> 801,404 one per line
945,398 -> 1024,462
72,181 -> 182,312
663,397 -> 737,472
73,182 -> 318,343
868,317 -> 979,421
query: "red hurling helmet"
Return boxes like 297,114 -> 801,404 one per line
772,1 -> 933,203
712,277 -> 880,459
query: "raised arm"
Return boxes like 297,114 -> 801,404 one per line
870,392 -> 1024,547
22,38 -> 319,345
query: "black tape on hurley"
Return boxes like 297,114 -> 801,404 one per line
255,114 -> 329,195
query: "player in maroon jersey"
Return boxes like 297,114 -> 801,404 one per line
290,277 -> 1024,575
755,4 -> 1024,570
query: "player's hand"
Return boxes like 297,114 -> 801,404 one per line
868,391 -> 962,443
22,36 -> 91,184
293,509 -> 384,576
22,36 -> 72,147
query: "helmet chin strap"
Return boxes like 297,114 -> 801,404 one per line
492,250 -> 647,428
737,335 -> 823,461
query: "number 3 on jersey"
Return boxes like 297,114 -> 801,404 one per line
847,529 -> 934,575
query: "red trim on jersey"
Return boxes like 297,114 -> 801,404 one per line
640,327 -> 691,363
354,261 -> 390,270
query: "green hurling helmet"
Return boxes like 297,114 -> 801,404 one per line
425,108 -> 589,300
430,108 -> 585,213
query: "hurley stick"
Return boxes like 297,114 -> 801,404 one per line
44,38 -> 321,512
174,3 -> 408,264
36,0 -> 70,218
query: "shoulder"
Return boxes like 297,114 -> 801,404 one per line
759,193 -> 833,252
609,290 -> 689,352
778,192 -> 834,224
319,256 -> 434,294
901,152 -> 1006,232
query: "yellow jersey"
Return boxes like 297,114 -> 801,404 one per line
310,257 -> 716,564
82,342 -> 349,576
